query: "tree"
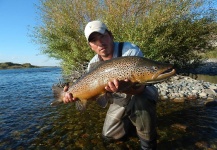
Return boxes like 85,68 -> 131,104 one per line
33,0 -> 217,74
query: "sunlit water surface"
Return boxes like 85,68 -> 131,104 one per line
0,67 -> 217,150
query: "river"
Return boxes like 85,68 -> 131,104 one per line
0,67 -> 216,149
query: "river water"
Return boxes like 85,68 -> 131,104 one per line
0,67 -> 217,150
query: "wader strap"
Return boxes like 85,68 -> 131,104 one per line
118,42 -> 124,57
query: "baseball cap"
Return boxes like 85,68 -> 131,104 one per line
84,20 -> 108,41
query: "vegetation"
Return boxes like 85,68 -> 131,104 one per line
202,46 -> 217,58
0,62 -> 39,69
32,0 -> 217,74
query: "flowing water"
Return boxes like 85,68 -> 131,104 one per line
0,67 -> 217,150
196,74 -> 217,84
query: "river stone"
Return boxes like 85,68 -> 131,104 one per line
204,89 -> 216,96
160,95 -> 168,100
171,123 -> 187,132
192,90 -> 198,93
187,94 -> 197,100
173,97 -> 185,103
199,92 -> 207,98
160,90 -> 167,96
209,85 -> 217,91
173,76 -> 181,80
154,74 -> 217,104
178,93 -> 184,98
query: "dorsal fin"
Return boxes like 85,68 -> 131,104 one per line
88,61 -> 103,71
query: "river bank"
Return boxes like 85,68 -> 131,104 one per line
183,58 -> 217,75
155,59 -> 217,105
155,75 -> 217,105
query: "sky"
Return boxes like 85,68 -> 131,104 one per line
0,0 -> 60,66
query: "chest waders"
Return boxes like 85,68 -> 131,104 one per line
102,42 -> 131,140
101,42 -> 158,150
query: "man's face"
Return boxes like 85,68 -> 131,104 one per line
88,31 -> 113,59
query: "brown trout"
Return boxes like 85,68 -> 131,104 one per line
51,56 -> 176,110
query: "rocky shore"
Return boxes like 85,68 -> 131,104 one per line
155,59 -> 217,106
155,75 -> 217,105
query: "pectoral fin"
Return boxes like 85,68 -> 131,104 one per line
96,94 -> 108,108
75,100 -> 87,111
88,61 -> 103,71
96,92 -> 113,108
50,99 -> 63,106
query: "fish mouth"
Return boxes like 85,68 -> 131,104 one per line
155,68 -> 176,81
145,67 -> 176,84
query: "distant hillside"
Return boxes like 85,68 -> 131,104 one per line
0,62 -> 39,69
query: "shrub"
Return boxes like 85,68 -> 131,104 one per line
33,0 -> 217,74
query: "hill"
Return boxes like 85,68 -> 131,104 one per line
0,62 -> 39,69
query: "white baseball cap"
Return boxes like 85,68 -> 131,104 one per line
84,20 -> 108,41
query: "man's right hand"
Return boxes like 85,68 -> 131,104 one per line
105,79 -> 144,95
62,85 -> 77,103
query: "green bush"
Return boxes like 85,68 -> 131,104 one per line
33,0 -> 217,74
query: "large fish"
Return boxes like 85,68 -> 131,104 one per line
51,56 -> 176,110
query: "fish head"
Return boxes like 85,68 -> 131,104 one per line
134,57 -> 176,84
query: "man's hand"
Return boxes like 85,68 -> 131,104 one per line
62,85 -> 77,103
105,79 -> 145,95
105,79 -> 120,92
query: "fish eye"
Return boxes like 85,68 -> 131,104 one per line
152,66 -> 158,70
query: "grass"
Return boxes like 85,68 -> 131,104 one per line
202,47 -> 217,58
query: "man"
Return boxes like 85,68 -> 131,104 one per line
63,20 -> 158,150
